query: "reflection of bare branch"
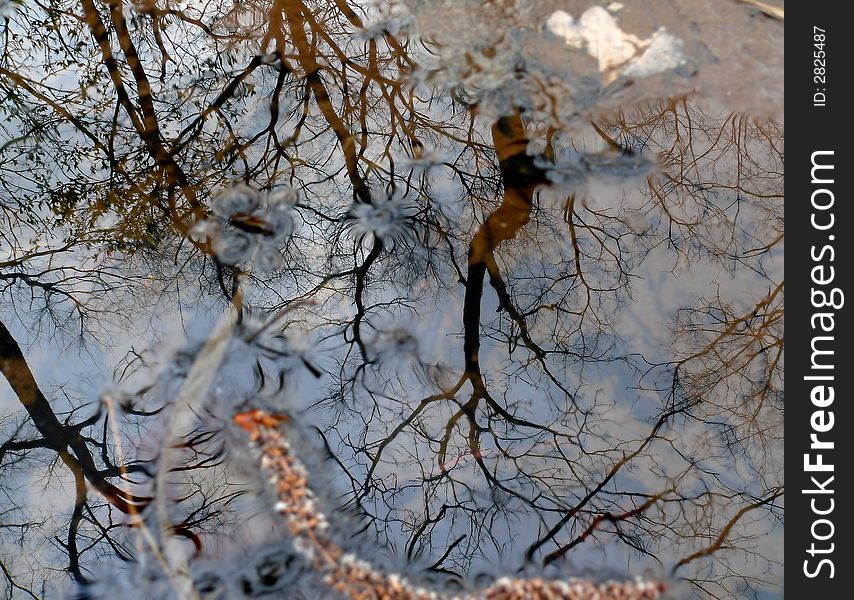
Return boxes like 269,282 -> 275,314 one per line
542,490 -> 670,565
0,321 -> 151,514
0,1 -> 783,596
237,409 -> 667,600
673,487 -> 784,573
0,320 -> 152,582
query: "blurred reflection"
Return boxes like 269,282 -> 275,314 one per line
0,1 -> 782,598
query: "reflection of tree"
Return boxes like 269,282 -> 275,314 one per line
605,102 -> 784,596
1,327 -> 141,593
617,103 -> 784,459
0,318 -> 239,592
0,1 -> 782,598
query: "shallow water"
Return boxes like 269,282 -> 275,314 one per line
0,1 -> 783,598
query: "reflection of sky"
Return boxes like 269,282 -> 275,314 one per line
0,2 -> 783,598
0,136 -> 783,600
